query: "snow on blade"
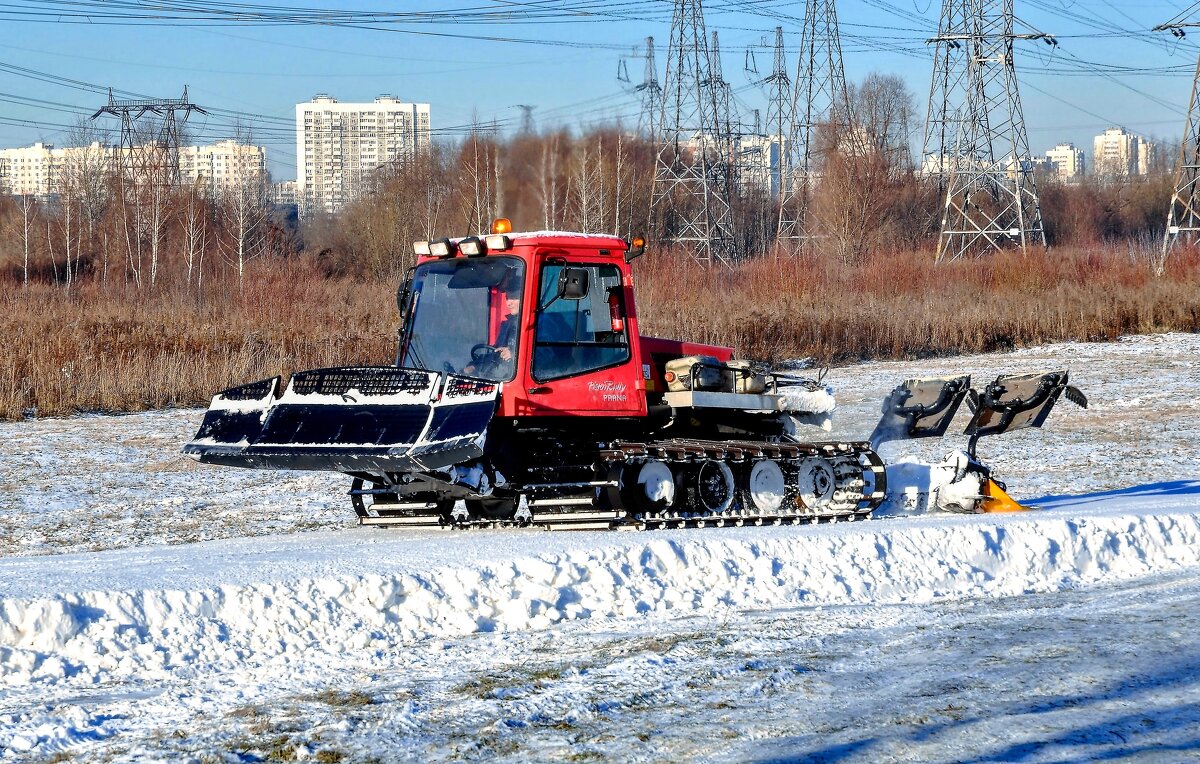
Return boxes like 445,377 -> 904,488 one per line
1,494 -> 1198,689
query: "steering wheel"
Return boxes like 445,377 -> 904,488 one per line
471,343 -> 499,364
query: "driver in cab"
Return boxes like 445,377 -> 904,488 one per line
463,281 -> 521,379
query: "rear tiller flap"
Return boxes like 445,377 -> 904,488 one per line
182,366 -> 499,472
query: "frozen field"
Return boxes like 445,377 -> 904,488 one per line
0,333 -> 1197,761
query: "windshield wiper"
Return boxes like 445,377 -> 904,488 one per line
405,336 -> 429,372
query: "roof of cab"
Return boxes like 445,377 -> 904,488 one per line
508,231 -> 629,250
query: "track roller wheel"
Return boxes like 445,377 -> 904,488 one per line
619,461 -> 678,513
743,460 -> 786,513
433,499 -> 458,524
691,460 -> 736,514
796,457 -> 837,512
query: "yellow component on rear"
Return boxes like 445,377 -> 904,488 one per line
979,478 -> 1030,513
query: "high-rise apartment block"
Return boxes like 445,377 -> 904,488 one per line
1093,127 -> 1158,179
296,94 -> 431,215
1044,143 -> 1085,181
0,140 -> 265,198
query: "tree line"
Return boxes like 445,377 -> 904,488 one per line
0,73 -> 1185,289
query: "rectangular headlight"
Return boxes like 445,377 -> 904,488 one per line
428,238 -> 454,257
413,240 -> 431,256
485,234 -> 512,251
458,236 -> 485,256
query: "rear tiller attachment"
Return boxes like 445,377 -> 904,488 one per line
870,370 -> 1086,513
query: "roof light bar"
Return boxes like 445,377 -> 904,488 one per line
413,240 -> 432,256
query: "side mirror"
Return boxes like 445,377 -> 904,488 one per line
557,267 -> 590,300
395,269 -> 415,313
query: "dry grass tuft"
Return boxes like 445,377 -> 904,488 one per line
309,688 -> 375,708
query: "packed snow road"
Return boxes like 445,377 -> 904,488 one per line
0,332 -> 1197,761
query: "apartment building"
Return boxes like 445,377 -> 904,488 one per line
296,94 -> 432,215
1044,143 -> 1085,181
0,142 -> 63,196
179,140 -> 267,194
1093,127 -> 1158,179
272,180 -> 298,207
0,140 -> 266,198
738,135 -> 782,196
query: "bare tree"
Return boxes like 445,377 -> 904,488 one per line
60,120 -> 113,280
539,132 -> 561,229
612,130 -> 626,236
848,73 -> 915,176
458,122 -> 500,233
182,178 -> 210,290
808,73 -> 921,262
17,195 -> 36,285
570,136 -> 605,232
217,137 -> 270,289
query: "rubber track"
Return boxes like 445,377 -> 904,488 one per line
357,437 -> 887,531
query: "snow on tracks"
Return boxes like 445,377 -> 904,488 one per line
2,491 -> 1199,690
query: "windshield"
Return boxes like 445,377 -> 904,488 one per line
397,256 -> 525,382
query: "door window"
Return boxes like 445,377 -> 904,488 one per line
533,263 -> 630,382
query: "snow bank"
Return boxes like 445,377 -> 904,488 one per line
2,499 -> 1199,689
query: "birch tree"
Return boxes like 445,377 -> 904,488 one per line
217,140 -> 269,289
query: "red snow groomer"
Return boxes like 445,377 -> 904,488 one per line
184,221 -> 1085,528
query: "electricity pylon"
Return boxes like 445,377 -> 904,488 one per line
636,37 -> 663,138
652,0 -> 737,267
708,30 -> 741,204
91,86 -> 205,187
1154,15 -> 1200,276
924,0 -> 1048,262
778,0 -> 852,246
922,0 -> 970,192
762,27 -> 790,228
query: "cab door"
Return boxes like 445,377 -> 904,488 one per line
515,255 -> 645,416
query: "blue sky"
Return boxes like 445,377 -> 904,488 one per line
0,0 -> 1196,180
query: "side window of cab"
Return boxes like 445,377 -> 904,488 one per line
533,263 -> 630,382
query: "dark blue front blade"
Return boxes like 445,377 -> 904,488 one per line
182,367 -> 498,473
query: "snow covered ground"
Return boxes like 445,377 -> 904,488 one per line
0,332 -> 1198,761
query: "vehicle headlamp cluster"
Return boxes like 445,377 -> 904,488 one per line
411,235 -> 514,258
411,219 -> 645,260
412,221 -> 515,258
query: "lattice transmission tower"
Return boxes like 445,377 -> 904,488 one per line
652,0 -> 737,267
708,30 -> 742,205
921,0 -> 969,194
91,87 -> 205,187
777,0 -> 852,246
1154,13 -> 1200,276
924,0 -> 1048,262
635,37 -> 663,138
762,27 -> 791,234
